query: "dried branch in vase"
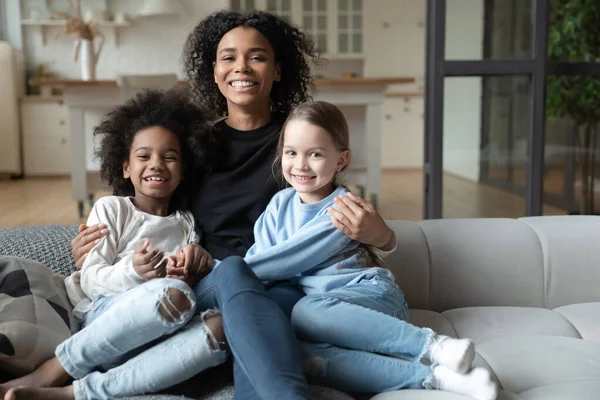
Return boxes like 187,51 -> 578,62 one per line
53,12 -> 102,41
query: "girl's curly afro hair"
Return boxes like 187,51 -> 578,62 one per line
182,10 -> 322,117
94,88 -> 214,210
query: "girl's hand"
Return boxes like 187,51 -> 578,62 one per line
132,240 -> 168,280
167,244 -> 213,285
328,192 -> 395,251
72,223 -> 109,268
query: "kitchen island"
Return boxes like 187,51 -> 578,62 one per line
30,77 -> 414,216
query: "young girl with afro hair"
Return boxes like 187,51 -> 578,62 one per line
1,89 -> 231,400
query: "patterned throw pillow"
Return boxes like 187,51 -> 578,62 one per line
0,256 -> 79,376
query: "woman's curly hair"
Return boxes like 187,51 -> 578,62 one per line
182,10 -> 322,117
94,88 -> 214,211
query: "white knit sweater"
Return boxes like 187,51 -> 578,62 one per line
65,196 -> 197,319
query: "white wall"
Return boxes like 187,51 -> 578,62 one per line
20,0 -> 227,79
3,0 -> 23,49
443,0 -> 484,181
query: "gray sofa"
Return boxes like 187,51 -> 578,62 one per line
1,215 -> 599,399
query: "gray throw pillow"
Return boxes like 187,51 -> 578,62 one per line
0,256 -> 79,376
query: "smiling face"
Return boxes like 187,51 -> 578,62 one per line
281,119 -> 350,204
213,26 -> 281,114
123,126 -> 182,215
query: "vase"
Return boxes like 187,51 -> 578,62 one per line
80,39 -> 97,81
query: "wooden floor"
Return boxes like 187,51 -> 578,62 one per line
0,171 -> 567,228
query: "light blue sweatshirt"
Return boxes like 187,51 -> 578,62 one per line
242,186 -> 394,294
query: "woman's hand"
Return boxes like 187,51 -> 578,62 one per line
328,192 -> 395,251
72,224 -> 109,268
166,244 -> 213,286
132,240 -> 168,280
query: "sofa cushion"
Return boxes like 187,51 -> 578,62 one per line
370,391 -> 474,399
369,390 -> 519,399
0,225 -> 79,276
442,307 -> 581,344
0,256 -> 79,376
554,302 -> 600,342
519,380 -> 600,400
409,309 -> 459,338
419,219 -> 546,311
477,336 -> 600,394
519,216 -> 600,309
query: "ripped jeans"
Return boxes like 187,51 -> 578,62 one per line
291,275 -> 435,392
55,278 -> 228,400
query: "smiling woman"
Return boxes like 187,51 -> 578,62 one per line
182,10 -> 320,122
213,26 -> 281,124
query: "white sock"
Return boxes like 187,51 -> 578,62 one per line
431,365 -> 498,400
425,334 -> 475,374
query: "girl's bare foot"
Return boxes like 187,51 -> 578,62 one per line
4,386 -> 74,400
0,357 -> 70,391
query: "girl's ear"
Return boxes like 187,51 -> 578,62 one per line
337,150 -> 351,172
274,63 -> 281,82
123,162 -> 130,179
213,61 -> 217,83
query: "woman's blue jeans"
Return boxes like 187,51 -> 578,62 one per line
193,256 -> 309,400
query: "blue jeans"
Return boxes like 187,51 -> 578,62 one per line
192,256 -> 309,400
56,278 -> 228,400
292,274 -> 435,392
235,275 -> 435,397
231,281 -> 309,400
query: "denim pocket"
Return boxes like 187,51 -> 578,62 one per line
394,301 -> 410,323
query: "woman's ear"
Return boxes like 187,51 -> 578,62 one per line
123,162 -> 130,179
274,63 -> 281,82
337,150 -> 351,172
213,61 -> 217,83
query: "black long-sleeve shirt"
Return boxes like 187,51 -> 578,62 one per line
191,114 -> 286,260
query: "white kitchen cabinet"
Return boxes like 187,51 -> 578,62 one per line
230,0 -> 364,57
381,95 -> 424,169
21,99 -> 70,176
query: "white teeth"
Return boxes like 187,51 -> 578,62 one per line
146,177 -> 165,181
231,81 -> 256,88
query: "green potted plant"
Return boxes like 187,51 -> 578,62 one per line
546,0 -> 600,214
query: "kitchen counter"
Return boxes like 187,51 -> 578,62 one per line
29,77 -> 415,216
29,77 -> 415,89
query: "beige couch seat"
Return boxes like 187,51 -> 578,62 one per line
376,216 -> 600,399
